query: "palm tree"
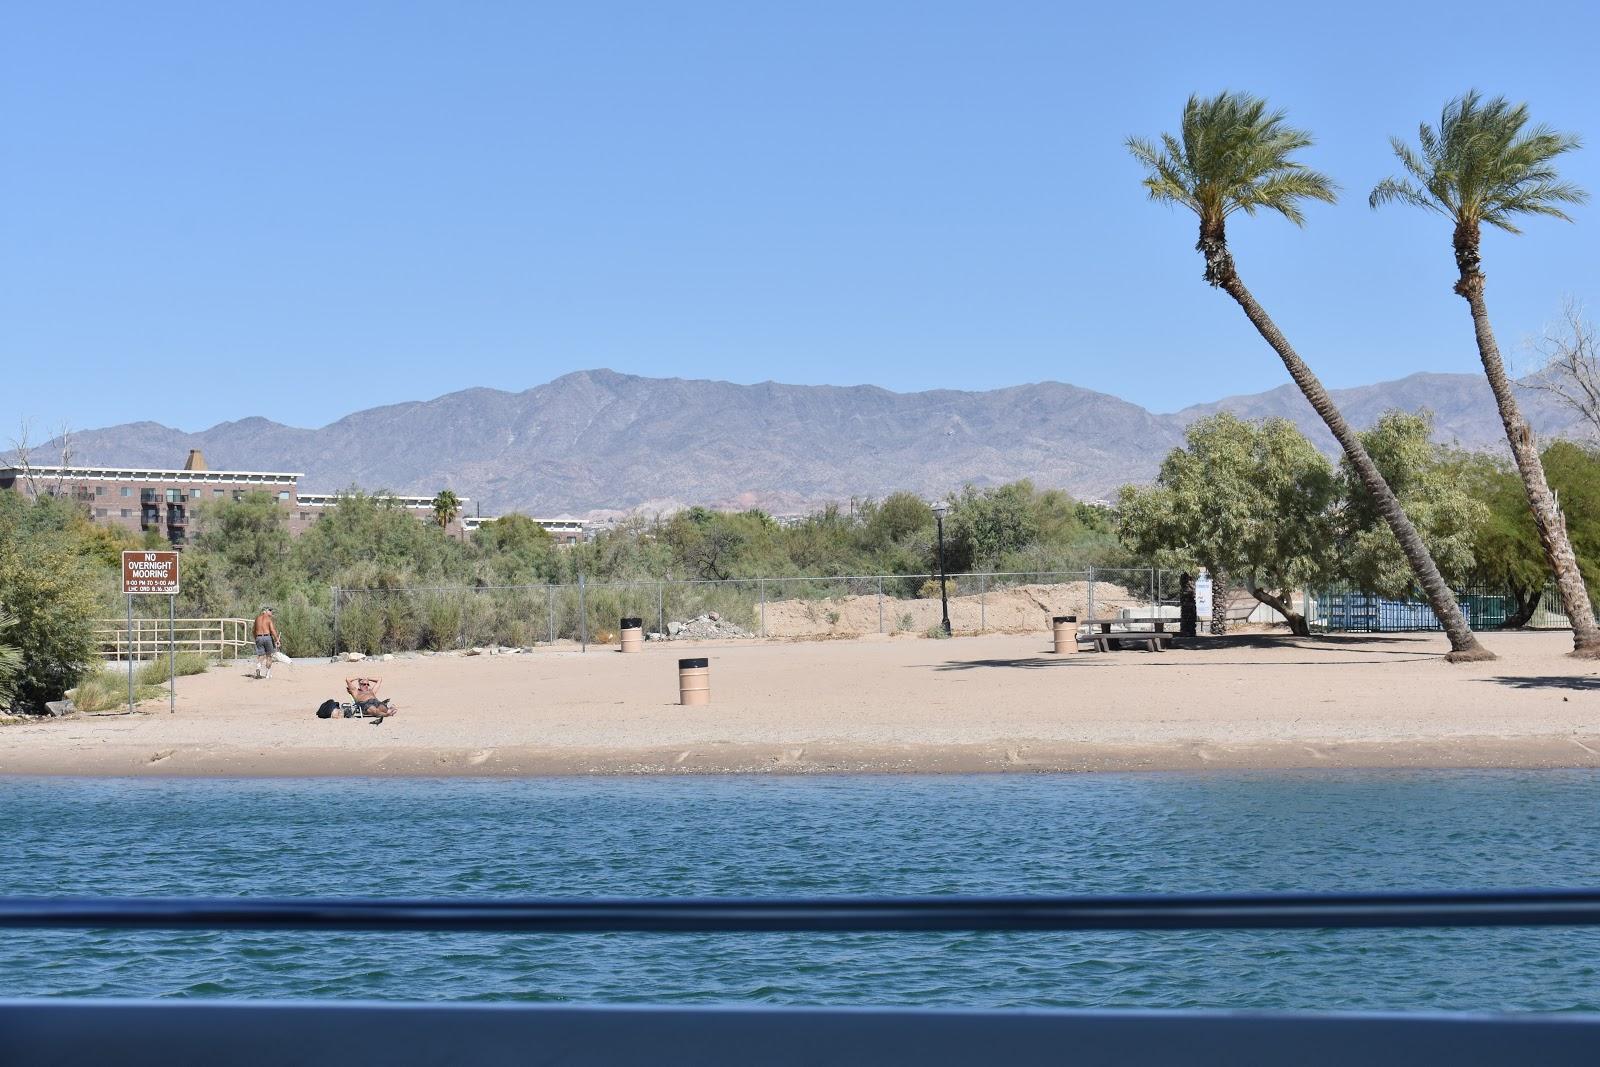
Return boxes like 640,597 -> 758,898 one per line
432,490 -> 462,535
1129,92 -> 1492,661
1371,92 -> 1597,657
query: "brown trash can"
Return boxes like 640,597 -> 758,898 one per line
620,617 -> 643,653
678,657 -> 710,706
1052,615 -> 1078,654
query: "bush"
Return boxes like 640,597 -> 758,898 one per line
136,651 -> 211,687
70,669 -> 162,713
0,498 -> 101,710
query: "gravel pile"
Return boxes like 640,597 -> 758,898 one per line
667,612 -> 754,641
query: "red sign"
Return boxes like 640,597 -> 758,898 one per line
122,551 -> 180,595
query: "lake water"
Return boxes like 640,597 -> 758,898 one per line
2,771 -> 1599,1012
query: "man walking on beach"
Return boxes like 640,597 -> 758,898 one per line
253,606 -> 281,680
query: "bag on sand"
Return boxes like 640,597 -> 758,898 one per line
315,700 -> 338,719
273,650 -> 292,665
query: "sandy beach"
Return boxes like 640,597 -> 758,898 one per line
2,630 -> 1598,777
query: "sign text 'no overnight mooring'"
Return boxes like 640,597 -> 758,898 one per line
122,551 -> 180,596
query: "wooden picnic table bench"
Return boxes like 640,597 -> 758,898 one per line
1075,628 -> 1174,653
1084,617 -> 1174,634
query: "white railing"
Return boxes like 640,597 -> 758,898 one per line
94,618 -> 254,661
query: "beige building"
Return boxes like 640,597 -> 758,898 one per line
0,450 -> 472,544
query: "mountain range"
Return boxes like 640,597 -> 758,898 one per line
24,368 -> 1590,516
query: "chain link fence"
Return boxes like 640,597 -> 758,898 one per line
327,569 -> 1181,656
323,571 -> 1580,655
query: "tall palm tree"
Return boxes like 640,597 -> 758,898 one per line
1371,92 -> 1597,657
1129,92 -> 1492,661
432,490 -> 462,535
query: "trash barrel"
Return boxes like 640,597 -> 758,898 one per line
620,617 -> 643,653
1052,615 -> 1078,654
678,657 -> 710,706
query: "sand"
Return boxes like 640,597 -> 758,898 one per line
2,629 -> 1598,777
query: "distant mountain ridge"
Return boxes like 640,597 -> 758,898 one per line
25,369 -> 1589,516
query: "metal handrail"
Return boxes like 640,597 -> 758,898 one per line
7,888 -> 1600,934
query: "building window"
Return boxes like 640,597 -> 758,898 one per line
120,509 -> 131,518
95,486 -> 105,495
278,491 -> 290,502
94,507 -> 107,517
166,488 -> 181,503
213,488 -> 224,497
120,486 -> 131,497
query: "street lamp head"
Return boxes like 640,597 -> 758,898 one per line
930,500 -> 949,519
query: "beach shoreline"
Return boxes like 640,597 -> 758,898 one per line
4,630 -> 1597,779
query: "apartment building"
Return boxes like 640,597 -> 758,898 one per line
0,449 -> 600,547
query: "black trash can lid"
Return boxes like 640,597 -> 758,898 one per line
1052,615 -> 1078,623
620,617 -> 643,629
678,657 -> 709,669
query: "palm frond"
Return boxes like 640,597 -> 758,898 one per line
1127,90 -> 1337,229
1372,91 -> 1586,235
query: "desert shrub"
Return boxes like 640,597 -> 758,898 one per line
922,624 -> 951,639
0,497 -> 101,709
274,590 -> 332,659
896,612 -> 914,632
71,669 -> 162,712
135,651 -> 211,687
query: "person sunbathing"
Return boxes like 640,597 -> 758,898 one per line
345,677 -> 396,721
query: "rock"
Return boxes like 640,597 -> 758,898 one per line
667,621 -> 683,637
708,611 -> 720,622
465,647 -> 484,657
382,653 -> 393,662
44,699 -> 76,717
344,652 -> 366,662
646,632 -> 664,641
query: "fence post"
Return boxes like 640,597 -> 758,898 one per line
1087,571 -> 1096,622
759,579 -> 767,638
877,576 -> 884,634
659,582 -> 666,637
331,586 -> 340,659
549,585 -> 557,644
980,573 -> 987,633
1151,567 -> 1157,618
579,574 -> 588,652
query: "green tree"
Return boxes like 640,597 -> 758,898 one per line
190,492 -> 292,602
0,496 -> 100,710
1371,92 -> 1596,656
1338,413 -> 1485,597
1117,414 -> 1337,635
1459,443 -> 1600,627
947,482 -> 1042,572
1129,91 -> 1490,660
432,489 -> 463,535
0,608 -> 23,712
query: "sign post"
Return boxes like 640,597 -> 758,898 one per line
121,551 -> 181,714
1194,569 -> 1214,634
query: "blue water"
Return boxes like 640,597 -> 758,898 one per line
3,771 -> 1599,1011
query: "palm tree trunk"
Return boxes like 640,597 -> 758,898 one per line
1454,237 -> 1600,657
1199,227 -> 1492,661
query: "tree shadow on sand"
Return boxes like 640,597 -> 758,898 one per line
1480,675 -> 1600,691
930,633 -> 1437,671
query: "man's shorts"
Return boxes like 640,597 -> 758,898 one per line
255,635 -> 275,657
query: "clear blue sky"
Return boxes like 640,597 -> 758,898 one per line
4,1 -> 1598,436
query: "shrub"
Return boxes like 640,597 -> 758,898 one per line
70,669 -> 162,713
136,651 -> 211,687
0,500 -> 101,710
922,624 -> 951,639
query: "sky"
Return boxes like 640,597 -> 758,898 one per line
4,0 -> 1598,436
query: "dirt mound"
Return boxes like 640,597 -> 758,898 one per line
762,581 -> 1139,638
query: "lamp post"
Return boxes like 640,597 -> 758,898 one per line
931,501 -> 951,636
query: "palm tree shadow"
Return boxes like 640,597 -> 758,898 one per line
932,656 -> 1090,672
1481,675 -> 1600,691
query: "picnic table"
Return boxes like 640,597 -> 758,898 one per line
1076,616 -> 1176,653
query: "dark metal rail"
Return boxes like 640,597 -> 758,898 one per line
7,887 -> 1600,933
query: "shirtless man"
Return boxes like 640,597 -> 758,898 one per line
252,606 -> 281,680
345,676 -> 396,720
